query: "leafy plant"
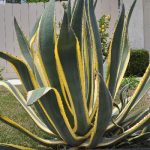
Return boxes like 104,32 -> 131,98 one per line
99,15 -> 111,61
0,68 -> 4,80
6,0 -> 21,3
0,0 -> 150,149
121,76 -> 140,90
126,49 -> 149,77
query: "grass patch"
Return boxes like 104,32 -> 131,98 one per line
0,84 -> 150,149
0,85 -> 53,149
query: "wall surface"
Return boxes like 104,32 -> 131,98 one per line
0,0 -> 147,79
123,0 -> 145,50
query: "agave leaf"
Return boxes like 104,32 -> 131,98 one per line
71,0 -> 77,15
38,0 -> 72,105
82,8 -> 94,112
126,0 -> 137,28
1,0 -> 146,148
81,113 -> 150,148
29,16 -> 41,41
0,81 -> 55,136
27,87 -> 51,105
121,107 -> 148,127
0,52 -> 60,134
14,18 -> 44,87
39,0 -> 56,86
127,108 -> 150,128
114,35 -> 130,98
85,0 -> 103,76
0,143 -> 34,150
113,0 -> 137,98
79,4 -> 91,106
14,18 -> 34,69
94,0 -> 97,9
56,11 -> 83,132
71,0 -> 84,43
57,10 -> 90,135
27,87 -> 89,146
54,41 -> 78,133
88,73 -> 112,147
0,51 -> 43,92
128,132 -> 150,144
107,65 -> 150,131
106,5 -> 125,98
97,113 -> 150,148
32,52 -> 50,87
112,84 -> 130,117
89,78 -> 99,123
130,65 -> 150,109
119,84 -> 130,108
117,65 -> 150,125
82,12 -> 91,104
29,22 -> 51,88
0,51 -> 34,91
39,0 -> 74,129
116,108 -> 150,135
112,103 -> 122,117
143,123 -> 150,133
0,115 -> 64,146
85,0 -> 104,115
29,17 -> 41,60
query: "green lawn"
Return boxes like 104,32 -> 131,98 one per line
0,85 -> 150,149
0,86 -> 53,149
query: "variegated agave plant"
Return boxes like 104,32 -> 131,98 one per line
0,0 -> 150,149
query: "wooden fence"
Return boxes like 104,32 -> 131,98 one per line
0,1 -> 121,79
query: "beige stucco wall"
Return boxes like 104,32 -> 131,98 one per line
143,0 -> 150,52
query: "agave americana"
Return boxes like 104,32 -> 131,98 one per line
0,0 -> 150,149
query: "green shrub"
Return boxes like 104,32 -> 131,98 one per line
26,0 -> 48,3
121,76 -> 140,90
125,49 -> 149,77
0,68 -> 4,80
6,0 -> 21,3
